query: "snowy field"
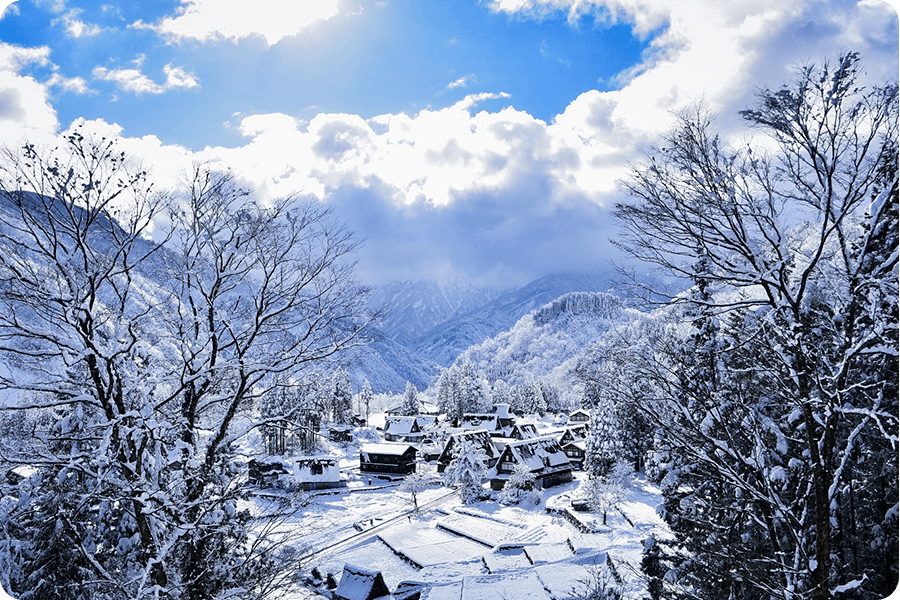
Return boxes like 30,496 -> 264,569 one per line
257,447 -> 671,600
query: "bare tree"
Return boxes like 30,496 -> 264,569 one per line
613,53 -> 898,599
0,129 -> 374,599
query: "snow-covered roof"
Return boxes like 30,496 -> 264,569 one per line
334,564 -> 392,600
501,436 -> 572,474
490,403 -> 513,418
461,571 -> 550,600
568,409 -> 591,420
439,429 -> 500,463
561,440 -> 586,452
360,442 -> 416,455
460,413 -> 500,431
512,423 -> 539,438
384,416 -> 419,435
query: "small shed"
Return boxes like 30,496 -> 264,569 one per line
330,426 -> 354,443
359,443 -> 417,475
437,429 -> 500,473
334,564 -> 393,600
568,409 -> 591,423
292,456 -> 345,491
383,416 -> 422,442
491,436 -> 574,490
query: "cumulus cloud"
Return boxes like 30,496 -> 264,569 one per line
26,0 -> 900,285
92,59 -> 199,94
0,43 -> 59,143
144,0 -> 342,46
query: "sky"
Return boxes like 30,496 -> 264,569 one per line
0,0 -> 897,288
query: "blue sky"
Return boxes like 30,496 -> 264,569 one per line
0,0 -> 897,287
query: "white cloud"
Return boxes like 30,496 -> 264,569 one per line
57,8 -> 103,37
146,0 -> 342,46
448,75 -> 473,89
0,2 -> 19,19
23,0 -> 898,285
45,72 -> 91,93
0,43 -> 58,144
92,61 -> 200,95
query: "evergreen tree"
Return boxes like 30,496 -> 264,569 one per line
400,381 -> 420,416
584,398 -> 623,478
444,438 -> 488,504
515,380 -> 547,416
331,367 -> 354,425
491,379 -> 513,409
357,379 -> 374,426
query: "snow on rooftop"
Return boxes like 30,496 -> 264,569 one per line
360,442 -> 415,455
506,436 -> 571,472
461,570 -> 550,600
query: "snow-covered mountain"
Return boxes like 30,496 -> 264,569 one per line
368,280 -> 504,348
345,338 -> 442,394
453,290 -> 647,398
412,271 -> 617,367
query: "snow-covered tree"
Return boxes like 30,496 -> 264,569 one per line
330,367 -> 354,425
583,460 -> 632,526
498,463 -> 540,506
614,53 -> 898,599
444,437 -> 488,504
515,380 -> 547,416
399,470 -> 430,511
436,358 -> 492,424
400,381 -> 420,416
491,379 -> 513,408
356,378 -> 374,426
0,139 -> 374,599
584,398 -> 623,479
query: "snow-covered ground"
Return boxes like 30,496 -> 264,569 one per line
252,417 -> 670,600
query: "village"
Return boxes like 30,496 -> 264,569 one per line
244,400 -> 669,600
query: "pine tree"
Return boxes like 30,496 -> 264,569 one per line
444,438 -> 488,504
584,398 -> 623,478
331,367 -> 354,425
357,379 -> 374,426
400,381 -> 420,416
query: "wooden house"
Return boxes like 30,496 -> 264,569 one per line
489,403 -> 516,428
359,443 -> 417,476
490,436 -> 574,490
382,416 -> 422,442
558,424 -> 588,446
459,413 -> 501,435
334,564 -> 393,600
509,422 -> 540,440
561,441 -> 587,469
568,409 -> 591,424
437,429 -> 500,473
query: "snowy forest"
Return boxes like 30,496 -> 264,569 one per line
0,52 -> 895,600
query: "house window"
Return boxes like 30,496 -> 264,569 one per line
501,461 -> 515,471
